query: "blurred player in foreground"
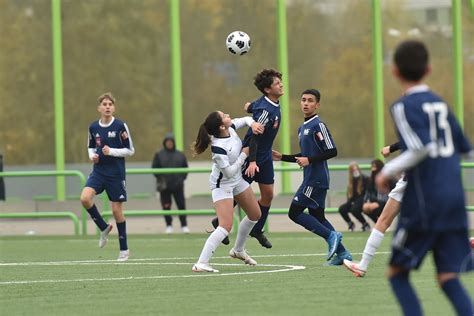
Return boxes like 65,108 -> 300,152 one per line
377,40 -> 473,316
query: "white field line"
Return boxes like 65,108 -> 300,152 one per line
0,263 -> 305,285
0,252 -> 391,266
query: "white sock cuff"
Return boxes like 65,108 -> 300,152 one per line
216,226 -> 229,236
372,228 -> 385,238
241,216 -> 258,225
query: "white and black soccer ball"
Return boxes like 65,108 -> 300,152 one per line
226,31 -> 251,55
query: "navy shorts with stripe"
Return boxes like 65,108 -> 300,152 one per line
242,159 -> 274,185
86,172 -> 127,202
390,228 -> 473,273
292,185 -> 327,210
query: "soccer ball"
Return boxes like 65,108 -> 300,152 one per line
226,31 -> 251,55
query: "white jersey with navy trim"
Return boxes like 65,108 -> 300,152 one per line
209,117 -> 254,190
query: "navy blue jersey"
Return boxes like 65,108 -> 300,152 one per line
242,96 -> 281,164
87,117 -> 134,179
389,85 -> 472,231
297,115 -> 335,189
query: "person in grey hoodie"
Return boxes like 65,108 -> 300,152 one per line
152,133 -> 189,233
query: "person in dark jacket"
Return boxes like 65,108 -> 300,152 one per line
152,133 -> 189,233
338,162 -> 371,231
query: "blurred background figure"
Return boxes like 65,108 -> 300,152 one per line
362,159 -> 394,224
152,133 -> 189,234
0,153 -> 5,201
338,162 -> 370,231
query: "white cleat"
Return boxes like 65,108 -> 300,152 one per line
99,224 -> 113,248
117,249 -> 130,262
165,226 -> 173,234
192,262 -> 219,273
343,259 -> 366,278
181,226 -> 190,234
229,248 -> 257,266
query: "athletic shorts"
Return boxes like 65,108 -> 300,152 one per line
292,185 -> 327,210
242,158 -> 274,185
388,177 -> 407,203
211,179 -> 249,203
85,173 -> 127,202
389,228 -> 473,273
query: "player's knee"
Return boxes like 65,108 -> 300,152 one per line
309,208 -> 325,222
80,195 -> 92,208
162,203 -> 171,210
288,207 -> 302,222
437,272 -> 457,286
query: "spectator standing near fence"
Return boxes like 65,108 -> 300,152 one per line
80,92 -> 135,262
152,133 -> 189,234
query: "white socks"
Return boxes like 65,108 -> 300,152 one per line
197,226 -> 229,264
359,228 -> 385,271
233,216 -> 258,252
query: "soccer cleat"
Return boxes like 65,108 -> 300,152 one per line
361,222 -> 370,232
117,249 -> 130,262
325,250 -> 353,266
211,217 -> 230,245
192,262 -> 219,273
326,231 -> 342,260
99,224 -> 113,248
181,226 -> 190,234
229,248 -> 257,266
249,231 -> 272,249
165,226 -> 173,234
343,259 -> 366,278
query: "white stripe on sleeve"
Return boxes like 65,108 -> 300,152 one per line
392,103 -> 423,150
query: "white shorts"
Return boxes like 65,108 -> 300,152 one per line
211,179 -> 249,203
388,177 -> 407,202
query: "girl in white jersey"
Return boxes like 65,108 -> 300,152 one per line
192,111 -> 264,273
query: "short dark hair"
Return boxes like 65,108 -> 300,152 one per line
254,69 -> 282,95
301,89 -> 321,102
394,40 -> 429,82
98,92 -> 116,104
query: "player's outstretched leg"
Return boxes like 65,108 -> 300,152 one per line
229,216 -> 258,265
344,197 -> 401,277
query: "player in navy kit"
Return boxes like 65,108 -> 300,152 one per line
377,41 -> 473,315
273,89 -> 351,265
191,111 -> 264,272
80,93 -> 135,262
211,69 -> 284,248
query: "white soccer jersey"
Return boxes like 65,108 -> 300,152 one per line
209,117 -> 254,190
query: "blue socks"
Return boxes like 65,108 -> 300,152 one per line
86,204 -> 108,231
320,219 -> 346,253
389,271 -> 422,316
251,203 -> 270,234
293,213 -> 331,239
116,221 -> 128,251
441,278 -> 473,315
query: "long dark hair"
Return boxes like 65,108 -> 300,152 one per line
192,111 -> 222,156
